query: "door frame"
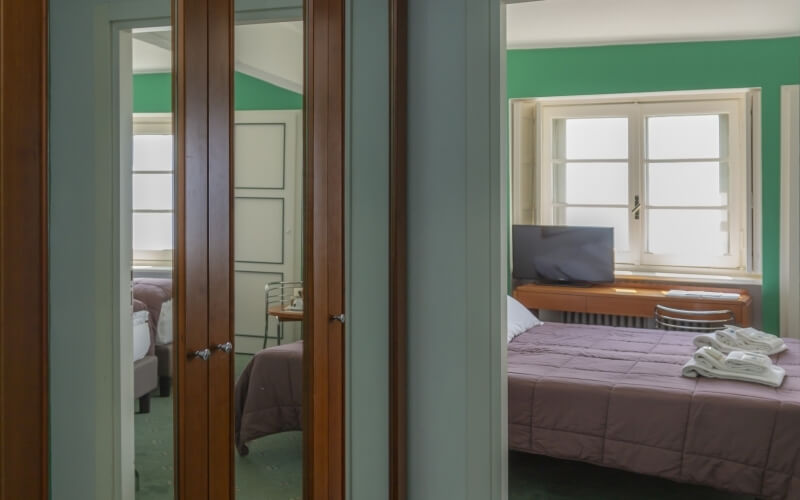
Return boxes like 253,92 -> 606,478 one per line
0,1 -> 49,499
389,0 -> 408,498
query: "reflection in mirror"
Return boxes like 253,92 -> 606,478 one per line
231,17 -> 305,499
127,26 -> 175,499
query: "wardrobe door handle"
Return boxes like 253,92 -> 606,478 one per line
189,348 -> 211,361
213,341 -> 233,354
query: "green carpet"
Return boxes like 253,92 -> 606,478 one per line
508,451 -> 747,500
135,354 -> 303,500
135,355 -> 746,499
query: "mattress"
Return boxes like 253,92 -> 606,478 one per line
508,323 -> 800,500
234,341 -> 303,456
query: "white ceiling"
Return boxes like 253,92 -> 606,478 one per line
132,21 -> 303,93
506,0 -> 800,49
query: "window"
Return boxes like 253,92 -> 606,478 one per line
132,114 -> 173,266
532,92 -> 755,273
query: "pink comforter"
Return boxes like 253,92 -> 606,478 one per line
508,323 -> 800,499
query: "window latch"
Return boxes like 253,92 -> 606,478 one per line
632,195 -> 641,220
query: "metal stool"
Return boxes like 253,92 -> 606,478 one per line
654,304 -> 736,332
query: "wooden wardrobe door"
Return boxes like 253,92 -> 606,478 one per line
304,0 -> 346,497
175,0 -> 225,498
207,0 -> 234,497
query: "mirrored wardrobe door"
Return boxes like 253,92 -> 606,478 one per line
229,2 -> 305,498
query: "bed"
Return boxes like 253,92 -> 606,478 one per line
234,341 -> 303,456
232,321 -> 800,498
508,322 -> 800,500
133,278 -> 173,397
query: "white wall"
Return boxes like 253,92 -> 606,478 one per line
407,1 -> 508,499
345,0 -> 390,496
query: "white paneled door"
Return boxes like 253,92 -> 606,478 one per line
233,110 -> 302,353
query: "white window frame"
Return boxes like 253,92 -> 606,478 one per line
532,90 -> 756,275
132,113 -> 173,267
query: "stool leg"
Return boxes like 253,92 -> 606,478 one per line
263,315 -> 270,349
277,321 -> 283,346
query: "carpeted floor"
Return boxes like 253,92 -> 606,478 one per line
134,354 -> 746,500
508,451 -> 747,500
135,354 -> 303,500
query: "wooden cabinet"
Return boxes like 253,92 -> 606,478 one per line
513,282 -> 753,327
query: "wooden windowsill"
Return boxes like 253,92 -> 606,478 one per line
614,270 -> 762,287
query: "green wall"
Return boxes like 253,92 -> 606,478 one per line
133,71 -> 303,113
508,36 -> 800,334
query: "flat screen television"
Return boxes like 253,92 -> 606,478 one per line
512,225 -> 615,285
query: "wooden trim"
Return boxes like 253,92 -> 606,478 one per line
389,0 -> 408,498
207,0 -> 234,497
303,0 -> 346,497
175,0 -> 211,498
0,0 -> 49,498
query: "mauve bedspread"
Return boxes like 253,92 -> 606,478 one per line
234,341 -> 303,456
508,323 -> 800,499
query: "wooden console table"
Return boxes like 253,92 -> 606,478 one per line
513,282 -> 753,327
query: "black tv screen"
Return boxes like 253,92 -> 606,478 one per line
512,225 -> 615,285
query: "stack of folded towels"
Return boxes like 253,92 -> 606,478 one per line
682,325 -> 787,387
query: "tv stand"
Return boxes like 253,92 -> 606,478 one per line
513,282 -> 752,327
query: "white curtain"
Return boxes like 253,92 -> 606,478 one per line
780,85 -> 800,339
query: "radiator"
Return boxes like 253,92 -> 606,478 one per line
560,311 -> 655,329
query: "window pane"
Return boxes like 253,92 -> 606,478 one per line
133,134 -> 173,171
555,118 -> 628,160
647,208 -> 728,256
133,174 -> 173,210
647,162 -> 728,207
647,115 -> 722,160
133,213 -> 173,251
556,162 -> 628,205
557,207 -> 629,252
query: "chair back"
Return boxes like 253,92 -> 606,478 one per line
654,304 -> 735,332
265,281 -> 303,310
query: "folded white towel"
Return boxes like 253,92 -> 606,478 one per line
724,351 -> 771,375
727,325 -> 787,354
714,327 -> 746,349
682,346 -> 785,388
693,333 -> 740,354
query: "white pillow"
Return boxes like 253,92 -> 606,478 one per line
156,299 -> 173,345
507,295 -> 542,343
132,311 -> 151,362
133,310 -> 149,326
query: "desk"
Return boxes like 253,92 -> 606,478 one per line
265,305 -> 303,347
513,282 -> 752,327
268,305 -> 303,322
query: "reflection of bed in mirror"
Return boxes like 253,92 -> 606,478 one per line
234,341 -> 303,456
508,322 -> 800,500
133,278 -> 174,398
